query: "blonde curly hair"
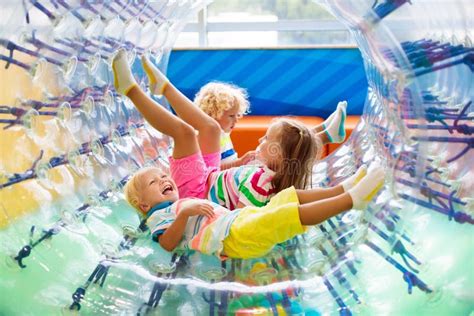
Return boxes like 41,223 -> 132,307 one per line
123,167 -> 157,214
194,82 -> 250,120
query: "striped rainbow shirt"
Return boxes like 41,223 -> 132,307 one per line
207,165 -> 276,210
147,199 -> 240,257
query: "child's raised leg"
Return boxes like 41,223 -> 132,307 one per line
141,55 -> 221,155
112,50 -> 199,159
297,166 -> 385,225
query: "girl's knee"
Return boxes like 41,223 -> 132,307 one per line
177,122 -> 196,139
200,119 -> 221,136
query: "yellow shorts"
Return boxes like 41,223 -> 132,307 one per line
223,186 -> 307,259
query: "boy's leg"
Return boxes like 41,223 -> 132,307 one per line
112,50 -> 199,159
296,164 -> 367,204
297,166 -> 385,225
298,193 -> 353,225
142,56 -> 220,155
296,185 -> 345,204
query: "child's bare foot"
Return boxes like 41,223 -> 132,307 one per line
323,101 -> 347,143
348,165 -> 385,210
141,54 -> 169,95
112,49 -> 137,95
341,164 -> 367,191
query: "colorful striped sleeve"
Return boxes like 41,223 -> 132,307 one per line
237,167 -> 275,207
147,209 -> 176,238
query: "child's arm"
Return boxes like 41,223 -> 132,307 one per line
221,150 -> 256,170
158,213 -> 190,252
157,201 -> 216,252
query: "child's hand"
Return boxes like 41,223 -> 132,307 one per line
239,150 -> 257,165
180,201 -> 215,218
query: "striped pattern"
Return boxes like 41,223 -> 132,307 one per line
207,165 -> 276,210
168,48 -> 367,118
220,131 -> 238,163
147,199 -> 240,256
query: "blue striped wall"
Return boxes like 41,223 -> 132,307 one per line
167,48 -> 367,118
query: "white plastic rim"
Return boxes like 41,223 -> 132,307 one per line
111,130 -> 125,147
153,23 -> 169,50
58,102 -> 72,122
122,224 -> 139,238
35,162 -> 52,187
303,258 -> 328,276
53,12 -> 85,41
148,260 -> 176,274
103,16 -> 125,41
161,289 -> 180,302
31,58 -> 46,81
250,267 -> 278,285
126,48 -> 137,66
60,209 -> 80,226
109,178 -> 124,193
62,56 -> 78,80
101,240 -> 119,258
124,18 -> 142,45
22,109 -> 40,130
127,123 -> 138,139
67,150 -> 82,169
138,20 -> 158,49
18,31 -> 30,46
153,48 -> 163,64
84,15 -> 105,40
197,267 -> 227,281
103,90 -> 116,108
86,53 -> 101,75
91,139 -> 105,159
82,95 -> 95,116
